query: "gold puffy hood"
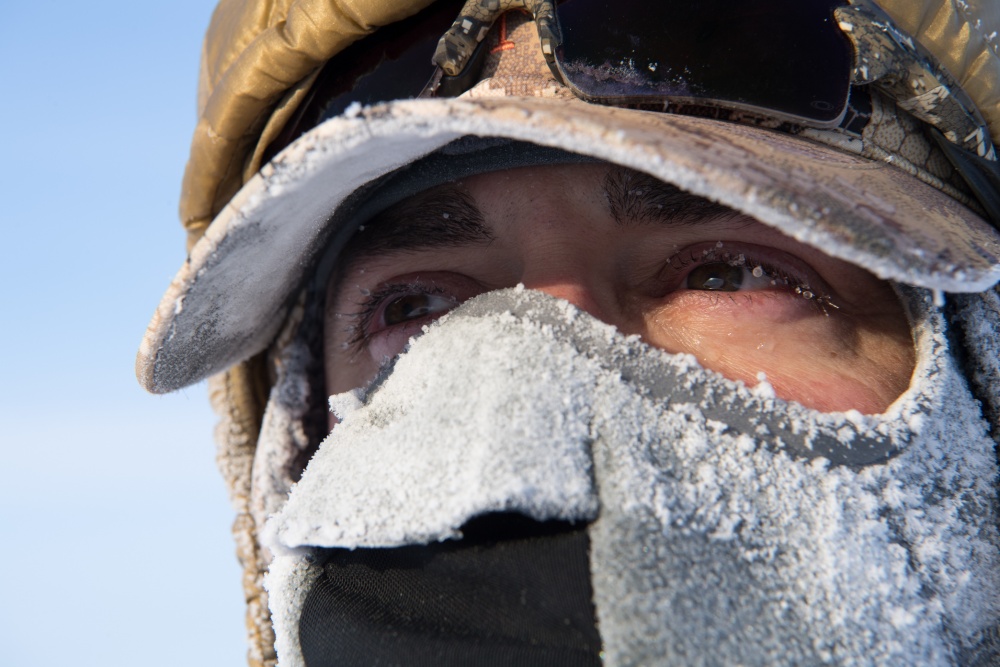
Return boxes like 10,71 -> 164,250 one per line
181,0 -> 436,251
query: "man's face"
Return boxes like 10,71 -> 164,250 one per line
324,163 -> 914,418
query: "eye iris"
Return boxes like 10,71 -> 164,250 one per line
383,294 -> 435,326
687,262 -> 744,291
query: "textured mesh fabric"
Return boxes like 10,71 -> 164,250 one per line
298,513 -> 602,667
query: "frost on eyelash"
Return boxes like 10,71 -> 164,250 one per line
685,246 -> 841,315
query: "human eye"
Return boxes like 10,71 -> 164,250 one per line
375,287 -> 456,328
347,282 -> 457,360
329,270 -> 493,368
663,241 -> 839,314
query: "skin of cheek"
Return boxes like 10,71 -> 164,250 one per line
323,327 -> 400,396
646,292 -> 915,414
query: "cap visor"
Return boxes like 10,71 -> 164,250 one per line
138,96 -> 1000,392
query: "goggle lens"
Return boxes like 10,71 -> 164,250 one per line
266,0 -> 999,229
554,0 -> 853,126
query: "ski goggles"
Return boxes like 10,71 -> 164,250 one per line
267,0 -> 1000,225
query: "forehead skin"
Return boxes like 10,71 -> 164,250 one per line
336,166 -> 740,274
324,164 -> 914,416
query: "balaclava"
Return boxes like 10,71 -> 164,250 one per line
260,284 -> 1000,666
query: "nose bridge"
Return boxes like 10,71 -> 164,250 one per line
500,168 -> 617,322
516,226 -> 609,322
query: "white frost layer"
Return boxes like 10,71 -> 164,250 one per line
269,312 -> 600,551
266,288 -> 1000,666
265,554 -> 321,667
585,290 -> 1000,665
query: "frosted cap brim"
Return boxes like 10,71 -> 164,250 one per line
137,96 -> 1000,393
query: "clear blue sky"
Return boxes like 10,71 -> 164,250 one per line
0,2 -> 247,664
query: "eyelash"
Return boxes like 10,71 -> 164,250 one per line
664,246 -> 840,313
338,282 -> 451,354
336,245 -> 839,357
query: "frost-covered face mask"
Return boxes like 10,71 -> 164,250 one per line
265,283 -> 1000,667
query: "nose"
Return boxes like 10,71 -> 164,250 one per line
511,213 -> 616,325
520,279 -> 606,322
503,176 -> 618,325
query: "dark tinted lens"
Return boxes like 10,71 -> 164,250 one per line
555,0 -> 852,126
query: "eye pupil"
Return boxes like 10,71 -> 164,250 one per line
381,292 -> 460,327
702,276 -> 725,289
688,262 -> 744,291
384,294 -> 434,325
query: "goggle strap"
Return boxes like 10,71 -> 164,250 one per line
839,2 -> 996,161
433,0 -> 560,78
930,128 -> 1000,225
424,35 -> 492,98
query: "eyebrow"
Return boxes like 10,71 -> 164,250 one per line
338,166 -> 741,272
603,166 -> 740,227
339,185 -> 493,273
